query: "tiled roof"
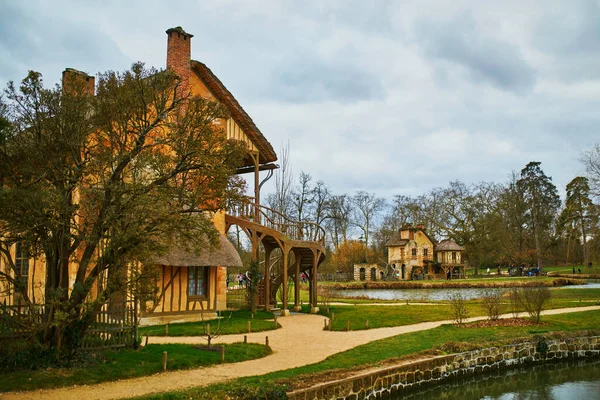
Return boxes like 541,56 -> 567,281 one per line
435,239 -> 465,251
385,232 -> 409,247
191,60 -> 277,164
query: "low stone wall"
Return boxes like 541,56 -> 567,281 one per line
287,335 -> 600,400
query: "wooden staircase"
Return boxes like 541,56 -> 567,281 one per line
225,198 -> 326,314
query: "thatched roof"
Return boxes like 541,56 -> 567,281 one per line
152,233 -> 242,267
191,60 -> 277,165
435,239 -> 465,251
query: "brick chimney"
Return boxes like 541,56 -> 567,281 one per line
62,68 -> 95,96
166,26 -> 194,95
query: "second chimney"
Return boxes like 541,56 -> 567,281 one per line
166,26 -> 193,95
62,68 -> 95,96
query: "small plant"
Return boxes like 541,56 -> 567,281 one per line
480,288 -> 504,321
318,285 -> 335,313
518,285 -> 552,323
448,292 -> 469,325
508,287 -> 521,318
199,303 -> 232,348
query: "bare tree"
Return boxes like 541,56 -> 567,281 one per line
325,194 -> 353,249
351,191 -> 386,247
266,142 -> 293,216
581,143 -> 600,198
293,171 -> 314,222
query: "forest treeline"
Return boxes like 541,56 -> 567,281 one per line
248,143 -> 600,274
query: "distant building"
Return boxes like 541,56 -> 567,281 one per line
353,263 -> 387,281
385,224 -> 466,280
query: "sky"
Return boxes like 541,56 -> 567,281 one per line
1,0 -> 599,201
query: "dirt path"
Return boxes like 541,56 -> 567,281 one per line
3,305 -> 600,400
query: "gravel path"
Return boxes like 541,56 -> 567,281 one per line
3,305 -> 600,400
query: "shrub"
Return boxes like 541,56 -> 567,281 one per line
480,289 -> 504,321
518,285 -> 552,323
448,292 -> 469,325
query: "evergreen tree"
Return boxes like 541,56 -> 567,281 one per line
517,162 -> 560,268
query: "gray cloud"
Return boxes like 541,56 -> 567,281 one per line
270,56 -> 386,103
0,0 -> 597,203
415,13 -> 536,93
0,1 -> 128,86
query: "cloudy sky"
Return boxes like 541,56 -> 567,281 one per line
1,0 -> 599,200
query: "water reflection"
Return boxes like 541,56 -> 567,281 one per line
394,359 -> 600,400
336,282 -> 600,302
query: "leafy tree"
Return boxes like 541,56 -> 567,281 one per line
330,240 -> 374,273
559,177 -> 597,265
517,162 -> 560,268
0,64 -> 245,350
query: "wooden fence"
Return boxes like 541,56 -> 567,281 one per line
0,300 -> 137,350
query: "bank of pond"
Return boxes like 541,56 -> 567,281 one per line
333,280 -> 600,301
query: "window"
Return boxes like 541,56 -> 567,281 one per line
423,248 -> 429,257
411,248 -> 417,257
15,242 -> 29,287
188,266 -> 208,298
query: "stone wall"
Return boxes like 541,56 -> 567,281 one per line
287,335 -> 600,400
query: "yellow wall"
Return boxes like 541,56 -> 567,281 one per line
387,229 -> 434,280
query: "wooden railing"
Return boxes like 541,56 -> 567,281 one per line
228,198 -> 326,245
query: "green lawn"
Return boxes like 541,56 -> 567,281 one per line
136,309 -> 600,400
138,310 -> 280,337
318,287 -> 600,331
0,342 -> 269,393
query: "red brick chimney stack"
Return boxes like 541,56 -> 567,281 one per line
166,26 -> 194,95
62,68 -> 95,96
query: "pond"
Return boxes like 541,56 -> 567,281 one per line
394,358 -> 600,400
335,282 -> 600,301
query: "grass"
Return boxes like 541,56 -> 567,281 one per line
318,287 -> 600,331
136,309 -> 600,399
138,310 -> 280,337
0,342 -> 270,393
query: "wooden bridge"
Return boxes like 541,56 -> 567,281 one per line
225,199 -> 326,315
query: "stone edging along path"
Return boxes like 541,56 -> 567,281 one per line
3,305 -> 600,400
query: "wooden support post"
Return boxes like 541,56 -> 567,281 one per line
207,323 -> 210,336
311,251 -> 319,313
145,335 -> 149,346
244,335 -> 247,344
220,346 -> 225,363
324,319 -> 327,328
293,252 -> 301,311
165,323 -> 169,336
366,319 -> 369,329
264,246 -> 272,311
274,315 -> 278,328
265,336 -> 269,348
248,321 -> 251,333
281,248 -> 290,316
162,351 -> 168,372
